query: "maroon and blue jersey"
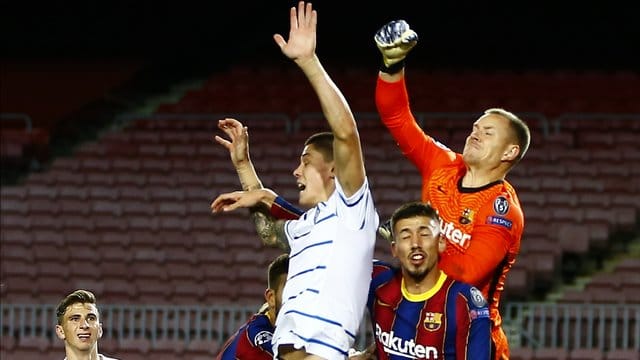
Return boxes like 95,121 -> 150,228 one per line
368,261 -> 492,360
216,313 -> 275,360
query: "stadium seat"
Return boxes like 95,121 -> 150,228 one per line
148,337 -> 186,358
569,348 -> 605,360
605,349 -> 640,360
533,347 -> 569,360
510,347 -> 534,360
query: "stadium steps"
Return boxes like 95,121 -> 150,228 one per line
128,78 -> 206,116
545,235 -> 640,303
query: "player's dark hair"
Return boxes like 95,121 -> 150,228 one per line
267,253 -> 289,290
390,202 -> 440,240
56,289 -> 98,325
304,132 -> 334,162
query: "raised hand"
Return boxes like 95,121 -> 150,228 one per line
214,118 -> 250,168
273,1 -> 317,64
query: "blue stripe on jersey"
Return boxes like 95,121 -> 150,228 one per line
286,288 -> 320,302
315,212 -> 336,225
368,262 -> 395,310
290,240 -> 333,259
284,309 -> 347,333
339,187 -> 366,207
274,195 -> 305,217
290,330 -> 350,356
289,265 -> 326,280
443,282 -> 462,360
393,300 -> 423,356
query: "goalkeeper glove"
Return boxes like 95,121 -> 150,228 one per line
378,219 -> 393,242
374,20 -> 418,74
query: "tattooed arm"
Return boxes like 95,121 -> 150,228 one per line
212,188 -> 290,252
251,208 -> 290,252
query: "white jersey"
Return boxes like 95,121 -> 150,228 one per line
273,177 -> 379,360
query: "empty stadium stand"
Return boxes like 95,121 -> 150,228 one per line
2,66 -> 639,357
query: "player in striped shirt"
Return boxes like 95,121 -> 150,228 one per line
373,20 -> 531,360
211,2 -> 379,359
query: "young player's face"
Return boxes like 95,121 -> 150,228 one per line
462,114 -> 516,168
293,144 -> 334,208
55,303 -> 103,353
391,215 -> 442,282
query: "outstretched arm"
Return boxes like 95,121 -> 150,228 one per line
273,1 -> 365,197
211,189 -> 290,252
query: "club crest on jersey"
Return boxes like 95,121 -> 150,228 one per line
459,208 -> 474,225
253,330 -> 273,346
423,312 -> 443,331
493,196 -> 509,215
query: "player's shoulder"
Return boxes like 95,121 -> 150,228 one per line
98,354 -> 121,360
453,283 -> 489,310
246,313 -> 271,328
372,260 -> 399,285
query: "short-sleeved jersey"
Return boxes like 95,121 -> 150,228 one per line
273,178 -> 379,359
376,76 -> 524,359
216,313 -> 275,360
368,261 -> 492,360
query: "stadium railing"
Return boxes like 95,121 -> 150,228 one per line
1,302 -> 638,352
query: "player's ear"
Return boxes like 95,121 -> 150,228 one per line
98,323 -> 103,339
55,324 -> 66,340
502,144 -> 519,161
437,235 -> 446,253
264,288 -> 276,308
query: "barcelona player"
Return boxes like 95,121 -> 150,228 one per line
373,20 -> 531,359
366,202 -> 491,359
217,253 -> 289,360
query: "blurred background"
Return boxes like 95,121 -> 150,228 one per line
1,1 -> 639,359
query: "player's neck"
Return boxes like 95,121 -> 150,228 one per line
401,270 -> 446,300
462,167 -> 505,188
65,348 -> 100,360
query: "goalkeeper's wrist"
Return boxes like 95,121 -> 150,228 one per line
380,59 -> 405,75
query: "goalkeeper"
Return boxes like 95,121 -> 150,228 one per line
374,20 -> 531,360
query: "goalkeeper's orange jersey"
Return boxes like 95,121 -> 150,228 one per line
375,76 -> 523,356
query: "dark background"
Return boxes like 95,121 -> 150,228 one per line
2,1 -> 639,71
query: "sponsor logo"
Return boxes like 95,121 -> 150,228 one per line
469,308 -> 490,320
423,312 -> 443,331
469,287 -> 487,307
254,330 -> 273,346
375,324 -> 439,359
493,196 -> 509,215
441,221 -> 471,248
486,216 -> 513,230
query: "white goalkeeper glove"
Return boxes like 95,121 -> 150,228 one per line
378,219 -> 393,242
374,20 -> 418,73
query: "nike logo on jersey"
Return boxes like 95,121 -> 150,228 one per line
437,185 -> 446,194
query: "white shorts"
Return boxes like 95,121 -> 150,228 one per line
273,311 -> 353,360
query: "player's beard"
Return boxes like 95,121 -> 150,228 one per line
407,256 -> 439,283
